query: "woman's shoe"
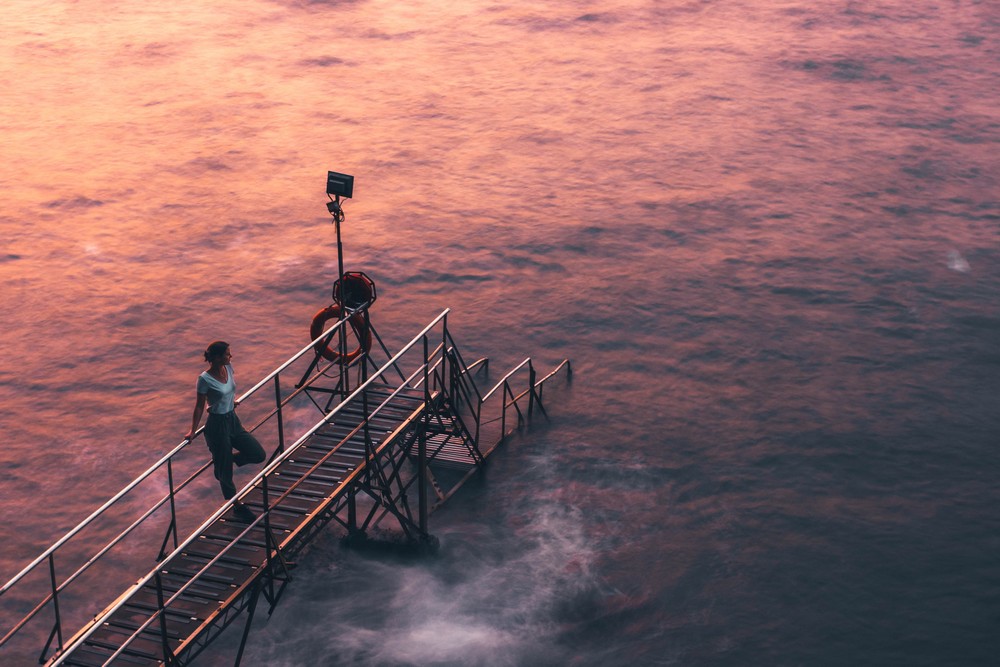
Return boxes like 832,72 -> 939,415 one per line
232,502 -> 256,523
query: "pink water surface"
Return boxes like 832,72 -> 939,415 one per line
2,1 -> 999,665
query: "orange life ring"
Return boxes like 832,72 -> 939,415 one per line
310,305 -> 372,364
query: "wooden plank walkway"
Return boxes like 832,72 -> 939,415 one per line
57,385 -> 441,667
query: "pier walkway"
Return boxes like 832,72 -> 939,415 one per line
0,309 -> 570,666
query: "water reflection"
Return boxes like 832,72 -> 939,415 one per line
2,0 -> 999,664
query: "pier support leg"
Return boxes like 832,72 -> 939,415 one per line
418,418 -> 428,536
347,490 -> 358,534
234,581 -> 262,667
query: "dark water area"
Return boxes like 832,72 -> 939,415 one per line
2,0 -> 999,665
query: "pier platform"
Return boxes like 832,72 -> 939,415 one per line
1,310 -> 570,666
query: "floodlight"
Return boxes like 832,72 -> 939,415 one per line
326,171 -> 354,198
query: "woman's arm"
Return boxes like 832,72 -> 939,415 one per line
185,393 -> 208,441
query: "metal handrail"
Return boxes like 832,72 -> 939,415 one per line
444,330 -> 484,405
6,307 -> 565,666
481,357 -> 532,402
477,357 -> 570,450
48,309 -> 452,665
104,514 -> 263,666
535,359 -> 571,387
463,357 -> 489,375
240,313 -> 360,399
410,341 -> 447,389
108,373 -> 426,665
2,315 -> 355,595
480,357 -> 570,404
0,457 -> 214,647
0,438 -> 190,599
0,314 -> 358,653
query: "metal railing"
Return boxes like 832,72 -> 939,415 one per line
0,310 -> 378,664
479,357 -> 572,453
1,306 -> 570,666
47,309 -> 458,666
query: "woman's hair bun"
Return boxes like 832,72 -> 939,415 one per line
204,341 -> 229,362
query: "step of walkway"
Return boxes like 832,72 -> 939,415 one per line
56,386 -> 435,667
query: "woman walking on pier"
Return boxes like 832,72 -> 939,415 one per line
185,341 -> 265,522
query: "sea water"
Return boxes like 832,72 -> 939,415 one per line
1,1 -> 998,665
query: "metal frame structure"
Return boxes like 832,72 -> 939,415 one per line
1,308 -> 571,667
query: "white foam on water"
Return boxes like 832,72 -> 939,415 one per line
231,489 -> 597,666
946,249 -> 971,273
374,619 -> 518,665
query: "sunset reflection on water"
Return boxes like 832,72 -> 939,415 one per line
2,0 -> 999,664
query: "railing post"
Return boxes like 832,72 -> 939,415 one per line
263,476 -> 272,573
154,571 -> 173,665
39,554 -> 63,663
274,375 -> 285,454
442,313 -> 449,396
338,312 -> 351,401
528,361 -> 536,419
168,459 -> 178,551
419,335 -> 429,536
157,459 -> 180,562
530,363 -> 549,420
156,458 -> 180,561
500,382 -> 508,440
474,397 -> 481,451
234,580 -> 262,667
442,312 -> 448,359
347,490 -> 357,534
362,310 -> 372,471
260,473 -> 292,613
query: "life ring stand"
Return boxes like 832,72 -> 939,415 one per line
310,305 -> 372,364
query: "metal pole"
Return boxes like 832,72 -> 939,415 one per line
360,313 -> 374,499
234,581 -> 262,667
338,326 -> 349,400
347,490 -> 357,535
260,474 -> 278,613
500,382 -> 508,439
334,202 -> 349,400
167,458 -> 178,551
334,200 -> 345,306
47,555 -> 62,658
263,476 -> 272,572
154,571 -> 172,665
419,335 -> 429,535
442,312 -> 449,395
528,361 -> 536,419
274,375 -> 285,454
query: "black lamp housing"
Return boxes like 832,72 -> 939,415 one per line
326,171 -> 354,198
